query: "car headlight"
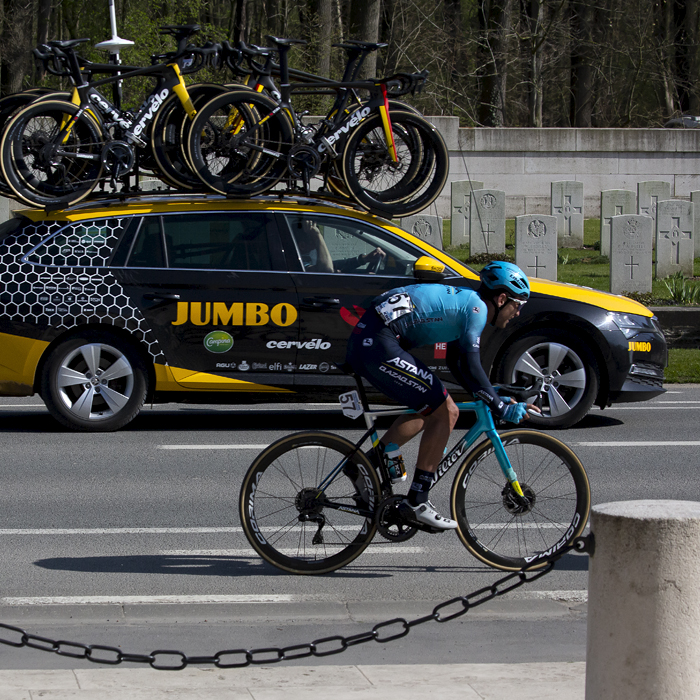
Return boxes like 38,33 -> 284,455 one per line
610,312 -> 656,339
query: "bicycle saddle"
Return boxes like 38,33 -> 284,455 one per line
48,38 -> 90,50
159,24 -> 201,40
334,40 -> 388,52
265,36 -> 307,47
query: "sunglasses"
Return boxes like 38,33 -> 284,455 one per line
507,296 -> 527,308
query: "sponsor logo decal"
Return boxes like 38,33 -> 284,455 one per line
204,330 -> 234,353
252,362 -> 268,370
629,341 -> 651,352
385,357 -> 434,385
285,362 -> 296,372
216,362 -> 237,368
318,106 -> 371,153
268,362 -> 283,371
266,339 -> 331,350
299,364 -> 318,370
319,362 -> 330,373
132,88 -> 170,137
434,342 -> 447,359
172,302 -> 297,327
239,360 -> 250,371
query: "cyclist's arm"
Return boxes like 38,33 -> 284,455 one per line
445,341 -> 507,418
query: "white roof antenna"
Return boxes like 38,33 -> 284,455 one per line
94,0 -> 134,55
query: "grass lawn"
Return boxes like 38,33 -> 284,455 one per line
441,218 -> 700,383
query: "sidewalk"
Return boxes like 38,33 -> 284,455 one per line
0,662 -> 585,699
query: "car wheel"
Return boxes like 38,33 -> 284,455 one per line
41,332 -> 148,432
498,330 -> 599,429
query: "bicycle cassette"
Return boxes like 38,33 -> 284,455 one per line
376,495 -> 418,542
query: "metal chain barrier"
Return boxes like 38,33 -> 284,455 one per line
0,535 -> 594,671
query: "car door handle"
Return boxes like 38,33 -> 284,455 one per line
143,293 -> 181,302
301,296 -> 341,309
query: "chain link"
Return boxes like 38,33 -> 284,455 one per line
0,538 -> 589,671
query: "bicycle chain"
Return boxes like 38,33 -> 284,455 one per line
0,537 -> 592,671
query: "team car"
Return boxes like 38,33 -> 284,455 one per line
0,193 -> 667,431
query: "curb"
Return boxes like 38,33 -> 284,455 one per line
650,306 -> 700,349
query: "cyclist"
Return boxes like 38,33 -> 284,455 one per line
345,261 -> 539,530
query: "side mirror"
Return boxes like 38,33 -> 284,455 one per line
413,255 -> 446,281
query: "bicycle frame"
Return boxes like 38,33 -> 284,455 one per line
316,395 -> 526,518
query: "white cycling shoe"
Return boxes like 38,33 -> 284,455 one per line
404,500 -> 458,530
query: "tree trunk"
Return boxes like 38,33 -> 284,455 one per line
570,0 -> 593,127
316,0 -> 333,77
522,0 -> 543,127
477,0 -> 514,127
349,0 -> 381,78
1,0 -> 34,96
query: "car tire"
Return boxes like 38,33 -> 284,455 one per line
498,330 -> 599,429
41,332 -> 148,432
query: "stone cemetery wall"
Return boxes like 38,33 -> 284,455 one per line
610,215 -> 653,294
515,215 -> 557,280
692,191 -> 700,258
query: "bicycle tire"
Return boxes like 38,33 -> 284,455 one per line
186,88 -> 293,196
0,99 -> 104,208
151,83 -> 229,190
240,431 -> 381,575
450,430 -> 590,571
340,111 -> 449,217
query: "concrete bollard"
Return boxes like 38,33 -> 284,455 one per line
586,500 -> 700,699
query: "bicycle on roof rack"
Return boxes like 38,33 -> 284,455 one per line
239,370 -> 591,575
186,35 -> 449,218
0,24 -> 220,209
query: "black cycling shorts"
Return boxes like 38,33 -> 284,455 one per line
346,311 -> 448,416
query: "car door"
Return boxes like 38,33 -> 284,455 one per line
113,210 -> 300,390
280,211 -> 449,394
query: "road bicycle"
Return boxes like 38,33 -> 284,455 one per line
239,370 -> 591,575
187,36 -> 449,217
0,25 -> 218,208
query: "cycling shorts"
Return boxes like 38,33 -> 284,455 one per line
346,311 -> 448,416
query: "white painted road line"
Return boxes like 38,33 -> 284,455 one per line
159,444 -> 269,450
573,441 -> 700,447
0,594 -> 335,606
160,547 -> 428,556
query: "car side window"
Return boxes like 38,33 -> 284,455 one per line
161,212 -> 276,270
127,217 -> 166,268
285,214 -> 420,276
24,220 -> 124,267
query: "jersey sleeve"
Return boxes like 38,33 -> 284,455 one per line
446,298 -> 507,417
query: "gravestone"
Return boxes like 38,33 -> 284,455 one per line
610,215 -> 653,295
691,191 -> 700,258
450,180 -> 483,246
551,181 -> 584,248
515,215 -> 557,280
469,189 -> 506,256
638,181 -> 671,245
656,200 -> 694,278
139,178 -> 169,192
600,190 -> 636,257
400,214 -> 444,250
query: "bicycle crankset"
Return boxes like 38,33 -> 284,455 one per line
502,482 -> 536,515
376,495 -> 418,542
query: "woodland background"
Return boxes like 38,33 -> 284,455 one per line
0,0 -> 699,128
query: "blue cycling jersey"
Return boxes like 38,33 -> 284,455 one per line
374,284 -> 487,352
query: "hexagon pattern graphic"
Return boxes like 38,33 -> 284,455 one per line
0,219 -> 166,362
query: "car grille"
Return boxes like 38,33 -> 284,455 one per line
628,362 -> 664,388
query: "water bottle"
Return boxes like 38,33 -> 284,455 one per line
384,442 -> 407,484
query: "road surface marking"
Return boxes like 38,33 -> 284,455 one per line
159,547 -> 428,556
0,594 -> 336,606
573,441 -> 700,447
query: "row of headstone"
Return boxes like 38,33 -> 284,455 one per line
609,200 -> 695,294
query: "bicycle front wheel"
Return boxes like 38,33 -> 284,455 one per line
240,432 -> 381,575
451,430 -> 590,571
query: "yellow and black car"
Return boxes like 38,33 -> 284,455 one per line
0,193 -> 667,431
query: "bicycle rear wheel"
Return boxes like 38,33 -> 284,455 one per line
0,100 -> 103,208
340,111 -> 448,217
186,88 -> 293,196
450,430 -> 590,571
240,432 -> 381,575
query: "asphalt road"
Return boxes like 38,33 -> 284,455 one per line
0,385 -> 697,670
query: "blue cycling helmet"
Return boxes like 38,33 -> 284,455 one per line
479,261 -> 530,300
